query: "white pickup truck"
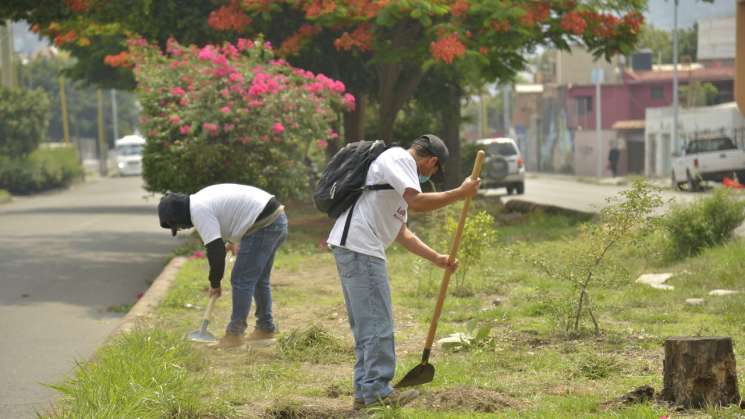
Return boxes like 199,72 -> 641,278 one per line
671,136 -> 745,191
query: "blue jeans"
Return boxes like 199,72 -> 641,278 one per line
331,246 -> 395,404
226,213 -> 288,336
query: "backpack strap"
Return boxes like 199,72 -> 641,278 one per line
340,201 -> 355,246
340,184 -> 394,246
364,184 -> 394,191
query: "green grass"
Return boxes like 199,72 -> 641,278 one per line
0,189 -> 9,203
46,196 -> 745,417
44,328 -> 235,418
277,324 -> 354,363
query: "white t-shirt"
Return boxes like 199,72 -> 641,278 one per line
327,147 -> 421,260
190,184 -> 273,244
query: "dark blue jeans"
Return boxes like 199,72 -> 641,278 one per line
226,213 -> 288,336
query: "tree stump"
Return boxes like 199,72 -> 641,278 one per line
661,336 -> 740,408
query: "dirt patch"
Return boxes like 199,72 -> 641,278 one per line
262,396 -> 361,419
416,387 -> 520,413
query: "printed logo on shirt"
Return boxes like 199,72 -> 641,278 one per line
394,207 -> 406,222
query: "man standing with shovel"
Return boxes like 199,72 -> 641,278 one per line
325,134 -> 480,409
158,183 -> 287,348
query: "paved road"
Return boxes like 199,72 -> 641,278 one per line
0,177 -> 182,417
485,174 -> 699,214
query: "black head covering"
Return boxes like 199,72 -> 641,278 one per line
158,193 -> 192,236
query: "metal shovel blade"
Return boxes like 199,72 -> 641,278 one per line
395,362 -> 434,388
187,319 -> 217,343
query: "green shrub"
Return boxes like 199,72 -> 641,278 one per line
661,189 -> 745,259
0,146 -> 83,194
132,38 -> 350,197
0,86 -> 50,158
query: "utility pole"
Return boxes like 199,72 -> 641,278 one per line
503,84 -> 511,137
479,90 -> 488,138
97,89 -> 108,176
59,77 -> 70,145
110,89 -> 119,141
0,20 -> 15,89
672,0 -> 680,159
736,0 -> 745,116
593,68 -> 604,177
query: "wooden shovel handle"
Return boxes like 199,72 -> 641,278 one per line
423,150 -> 485,352
202,253 -> 232,321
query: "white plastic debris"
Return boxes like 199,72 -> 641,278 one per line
685,298 -> 705,306
437,333 -> 472,350
636,273 -> 674,290
708,289 -> 739,296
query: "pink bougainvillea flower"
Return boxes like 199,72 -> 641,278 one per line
198,46 -> 218,61
168,114 -> 181,125
317,139 -> 328,149
223,123 -> 235,132
343,93 -> 356,111
237,38 -> 253,51
221,106 -> 232,114
203,122 -> 219,135
272,122 -> 285,134
179,124 -> 191,135
190,250 -> 205,259
171,86 -> 186,96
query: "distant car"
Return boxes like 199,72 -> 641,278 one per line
475,137 -> 525,195
114,134 -> 146,176
671,136 -> 745,191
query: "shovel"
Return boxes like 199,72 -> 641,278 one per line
187,252 -> 234,343
396,150 -> 485,388
187,294 -> 218,343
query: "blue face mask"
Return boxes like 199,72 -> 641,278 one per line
418,175 -> 430,184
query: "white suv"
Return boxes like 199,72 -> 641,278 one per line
475,137 -> 525,195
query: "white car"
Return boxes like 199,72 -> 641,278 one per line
475,137 -> 525,195
114,134 -> 146,176
671,136 -> 745,191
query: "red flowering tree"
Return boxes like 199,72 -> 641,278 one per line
203,0 -> 644,143
1,0 -> 645,188
131,37 -> 352,195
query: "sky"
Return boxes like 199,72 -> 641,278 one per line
645,0 -> 736,29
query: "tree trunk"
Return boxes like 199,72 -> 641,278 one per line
441,82 -> 462,189
661,336 -> 740,408
376,62 -> 424,143
342,92 -> 366,142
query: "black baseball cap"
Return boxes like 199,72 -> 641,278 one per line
158,192 -> 191,236
413,134 -> 449,179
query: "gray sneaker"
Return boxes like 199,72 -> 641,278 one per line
366,389 -> 419,408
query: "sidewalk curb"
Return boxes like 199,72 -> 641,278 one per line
107,256 -> 187,340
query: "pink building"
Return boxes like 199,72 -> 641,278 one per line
565,65 -> 735,176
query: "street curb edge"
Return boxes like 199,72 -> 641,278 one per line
107,256 -> 188,340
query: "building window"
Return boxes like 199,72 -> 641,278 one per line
651,86 -> 664,100
576,96 -> 592,117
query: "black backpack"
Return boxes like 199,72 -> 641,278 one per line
313,140 -> 397,244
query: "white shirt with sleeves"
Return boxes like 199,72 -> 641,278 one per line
327,147 -> 421,260
189,184 -> 273,244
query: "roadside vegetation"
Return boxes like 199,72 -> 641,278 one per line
0,85 -> 83,195
46,184 -> 745,418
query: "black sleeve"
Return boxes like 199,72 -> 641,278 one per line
205,238 -> 226,288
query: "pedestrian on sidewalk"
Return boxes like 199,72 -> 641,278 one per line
608,143 -> 620,178
326,134 -> 480,410
158,183 -> 287,348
